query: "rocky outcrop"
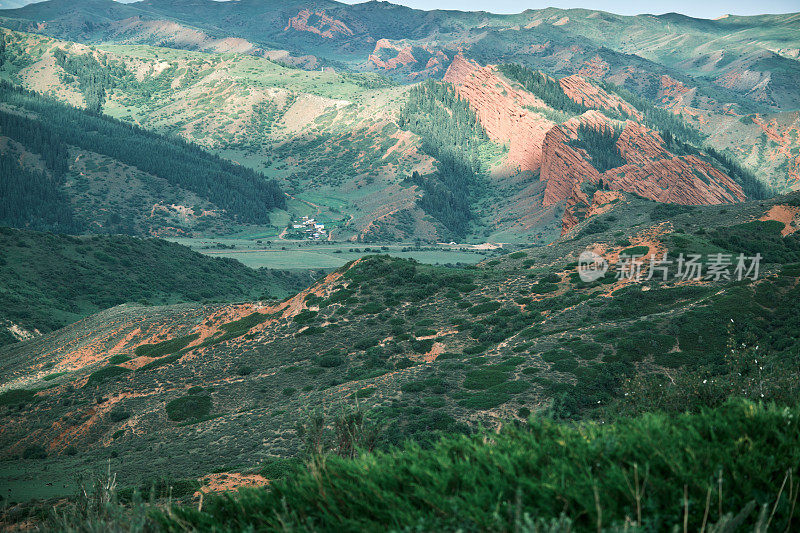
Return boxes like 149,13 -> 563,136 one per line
540,122 -> 601,207
552,118 -> 747,232
559,75 -> 642,120
577,54 -> 611,79
367,39 -> 448,79
434,56 -> 749,234
369,39 -> 416,69
284,10 -> 354,39
562,189 -> 624,233
443,55 -> 554,172
602,155 -> 746,205
615,121 -> 671,166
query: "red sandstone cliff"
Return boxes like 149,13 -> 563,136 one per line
368,39 -> 448,79
559,75 -> 642,120
443,55 -> 554,172
438,55 -> 747,235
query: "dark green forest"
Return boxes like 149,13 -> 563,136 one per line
498,63 -> 599,117
0,151 -> 81,233
570,123 -> 625,172
0,82 -> 285,229
398,81 -> 488,239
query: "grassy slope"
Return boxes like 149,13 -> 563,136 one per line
0,226 -> 307,344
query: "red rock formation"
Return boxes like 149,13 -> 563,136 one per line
554,118 -> 747,233
443,55 -> 554,172
369,39 -> 416,69
284,10 -> 354,39
752,113 -> 800,184
437,56 -> 747,234
560,75 -> 642,120
602,155 -> 746,205
562,189 -> 624,232
540,122 -> 601,207
368,40 -> 448,80
615,121 -> 671,166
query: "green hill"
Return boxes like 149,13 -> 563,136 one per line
0,226 -> 308,346
0,81 -> 285,235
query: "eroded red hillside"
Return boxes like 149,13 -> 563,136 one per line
559,75 -> 642,120
284,10 -> 354,39
441,56 -> 747,234
443,55 -> 553,173
368,39 -> 448,79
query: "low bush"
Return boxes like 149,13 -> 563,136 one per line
135,334 -> 198,358
165,395 -> 211,422
0,388 -> 37,407
22,444 -> 47,460
107,354 -> 131,365
86,365 -> 131,387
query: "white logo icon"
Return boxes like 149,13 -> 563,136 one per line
578,250 -> 609,282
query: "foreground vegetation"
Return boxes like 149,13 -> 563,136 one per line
38,400 -> 800,532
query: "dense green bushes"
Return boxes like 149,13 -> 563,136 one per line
0,227 -> 302,344
85,365 -> 131,387
160,400 -> 800,531
0,388 -> 37,407
711,219 -> 800,263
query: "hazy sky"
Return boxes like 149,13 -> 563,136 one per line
340,0 -> 799,19
3,0 -> 798,20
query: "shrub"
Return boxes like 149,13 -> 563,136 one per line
86,365 -> 131,387
165,395 -> 211,422
467,302 -> 501,315
22,444 -> 47,460
0,388 -> 36,407
135,334 -> 198,358
463,367 -> 510,390
108,354 -> 131,365
410,339 -> 434,353
108,408 -> 130,423
620,246 -> 650,257
318,355 -> 344,368
260,457 -> 302,480
293,310 -> 318,324
354,337 -> 379,351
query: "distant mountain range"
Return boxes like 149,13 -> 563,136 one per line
0,0 -> 798,243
